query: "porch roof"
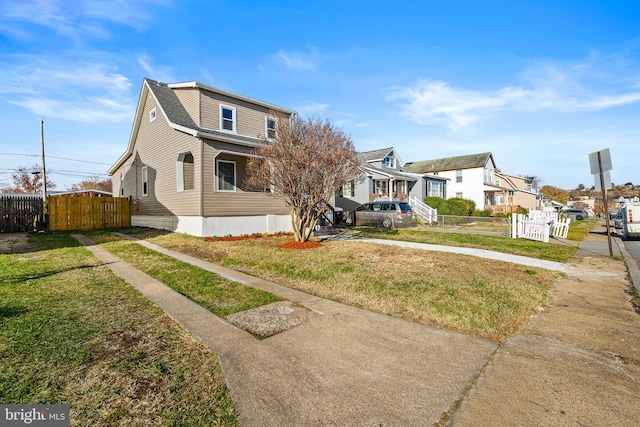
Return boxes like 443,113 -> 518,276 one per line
364,165 -> 418,182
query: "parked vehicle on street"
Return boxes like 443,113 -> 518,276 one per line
353,201 -> 416,228
620,201 -> 640,239
563,209 -> 588,221
614,211 -> 623,229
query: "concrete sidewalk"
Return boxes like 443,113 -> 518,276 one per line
72,227 -> 640,426
73,234 -> 497,426
450,228 -> 640,426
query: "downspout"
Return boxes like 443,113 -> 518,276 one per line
200,139 -> 204,217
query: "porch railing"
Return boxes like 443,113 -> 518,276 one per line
409,196 -> 438,224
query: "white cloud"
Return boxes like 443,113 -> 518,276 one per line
0,0 -> 171,40
1,59 -> 135,123
11,97 -> 133,123
388,53 -> 640,131
137,55 -> 174,83
296,101 -> 330,116
272,48 -> 319,72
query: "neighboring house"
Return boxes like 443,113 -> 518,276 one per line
567,196 -> 596,216
404,152 -> 501,211
494,172 -> 542,214
336,147 -> 448,213
108,78 -> 295,237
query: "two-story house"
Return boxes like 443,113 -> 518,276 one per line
404,152 -> 502,211
108,78 -> 295,237
336,147 -> 447,214
494,172 -> 542,213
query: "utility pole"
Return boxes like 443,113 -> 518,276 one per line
40,119 -> 48,229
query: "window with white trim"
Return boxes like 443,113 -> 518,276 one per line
456,169 -> 463,183
427,180 -> 443,198
217,160 -> 236,191
220,105 -> 236,133
266,117 -> 276,139
120,173 -> 124,196
176,152 -> 194,191
142,166 -> 149,196
455,192 -> 463,199
383,156 -> 396,169
149,108 -> 156,122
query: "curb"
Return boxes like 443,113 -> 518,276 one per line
613,235 -> 640,294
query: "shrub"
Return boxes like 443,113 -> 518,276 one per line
424,196 -> 447,210
471,209 -> 493,217
424,196 -> 476,216
444,198 -> 476,216
515,206 -> 528,215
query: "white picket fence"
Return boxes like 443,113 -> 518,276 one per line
510,212 -> 570,243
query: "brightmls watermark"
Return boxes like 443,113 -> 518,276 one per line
1,405 -> 69,426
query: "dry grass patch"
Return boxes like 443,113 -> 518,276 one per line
144,232 -> 560,342
0,232 -> 237,425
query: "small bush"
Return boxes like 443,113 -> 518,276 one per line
471,209 -> 493,217
425,196 -> 476,216
424,196 -> 447,210
444,198 -> 476,216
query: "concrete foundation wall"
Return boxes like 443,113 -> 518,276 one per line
132,214 -> 291,237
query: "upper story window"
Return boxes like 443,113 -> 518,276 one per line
484,166 -> 494,184
120,173 -> 124,196
383,156 -> 396,169
149,108 -> 157,122
456,169 -> 463,183
220,105 -> 236,133
266,117 -> 276,139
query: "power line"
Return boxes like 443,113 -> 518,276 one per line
0,152 -> 112,166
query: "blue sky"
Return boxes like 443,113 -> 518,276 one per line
1,0 -> 639,191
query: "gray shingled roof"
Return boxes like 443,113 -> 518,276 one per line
358,147 -> 394,162
404,152 -> 493,173
145,78 -> 267,146
145,79 -> 198,130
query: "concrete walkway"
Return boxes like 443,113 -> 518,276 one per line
73,234 -> 496,426
72,225 -> 640,426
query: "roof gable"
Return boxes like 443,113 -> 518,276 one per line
109,78 -> 294,175
404,152 -> 494,173
359,147 -> 395,163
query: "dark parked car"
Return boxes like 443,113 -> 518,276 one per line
563,209 -> 588,221
353,201 -> 416,228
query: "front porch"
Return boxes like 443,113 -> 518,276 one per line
485,188 -> 517,215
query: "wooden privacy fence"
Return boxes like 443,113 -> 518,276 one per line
0,194 -> 43,232
48,196 -> 130,231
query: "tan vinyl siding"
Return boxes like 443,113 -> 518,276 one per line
173,87 -> 201,127
202,143 -> 289,216
113,91 -> 202,217
200,90 -> 272,139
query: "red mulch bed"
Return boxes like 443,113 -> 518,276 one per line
277,241 -> 324,250
203,232 -> 293,243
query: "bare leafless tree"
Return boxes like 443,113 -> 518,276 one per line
4,165 -> 56,194
70,176 -> 113,192
247,112 -> 363,242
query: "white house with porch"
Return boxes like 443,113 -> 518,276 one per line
404,152 -> 507,212
336,147 -> 447,221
